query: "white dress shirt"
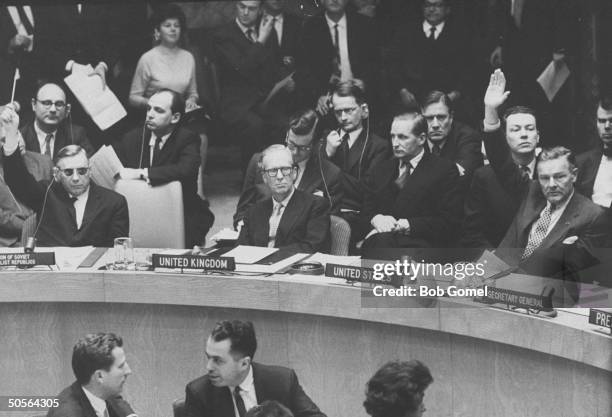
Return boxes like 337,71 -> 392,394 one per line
34,122 -> 56,157
261,13 -> 283,46
268,187 -> 295,247
325,13 -> 353,81
81,386 -> 108,417
527,191 -> 574,243
592,156 -> 612,208
229,365 -> 258,417
149,132 -> 171,167
339,127 -> 363,150
71,187 -> 90,230
294,159 -> 308,189
423,20 -> 445,40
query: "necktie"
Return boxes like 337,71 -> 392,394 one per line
246,28 -> 256,43
68,196 -> 78,226
432,143 -> 441,156
428,26 -> 436,41
519,164 -> 531,181
522,205 -> 553,259
17,6 -> 34,35
331,23 -> 341,79
511,0 -> 525,28
233,387 -> 246,417
44,133 -> 53,156
268,203 -> 284,247
152,136 -> 162,166
394,161 -> 412,189
602,146 -> 612,158
269,17 -> 279,47
338,133 -> 350,170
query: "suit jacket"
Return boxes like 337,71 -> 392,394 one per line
238,189 -> 330,253
234,150 -> 342,226
21,121 -> 95,158
115,126 -> 213,246
461,165 -> 522,249
295,11 -> 378,106
361,153 -> 462,247
47,381 -> 135,417
322,129 -> 392,212
185,362 -> 326,417
212,21 -> 277,122
388,16 -> 471,99
576,147 -> 604,200
435,121 -> 483,175
3,151 -> 128,247
266,13 -> 302,72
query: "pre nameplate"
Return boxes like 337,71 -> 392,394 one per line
589,309 -> 612,329
484,287 -> 549,310
325,264 -> 401,287
152,255 -> 235,271
0,252 -> 55,267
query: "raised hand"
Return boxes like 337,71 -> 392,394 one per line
483,69 -> 510,110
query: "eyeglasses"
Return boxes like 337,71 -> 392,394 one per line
59,167 -> 89,176
333,107 -> 359,118
286,140 -> 312,152
35,99 -> 67,109
263,167 -> 294,178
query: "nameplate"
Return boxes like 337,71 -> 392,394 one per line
0,252 -> 55,267
325,264 -> 402,287
483,287 -> 551,311
152,255 -> 235,271
589,309 -> 612,330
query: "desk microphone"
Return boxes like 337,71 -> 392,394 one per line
25,177 -> 55,253
138,116 -> 148,169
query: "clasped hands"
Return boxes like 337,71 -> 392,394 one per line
371,214 -> 410,234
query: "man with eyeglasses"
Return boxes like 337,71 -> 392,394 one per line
237,144 -> 330,252
234,108 -> 342,229
0,103 -> 128,247
20,82 -> 94,158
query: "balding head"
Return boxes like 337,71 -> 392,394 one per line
32,83 -> 70,132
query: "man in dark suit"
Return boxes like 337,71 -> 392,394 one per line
1,103 -> 128,247
295,0 -> 378,113
575,95 -> 612,208
21,82 -> 94,158
234,108 -> 342,228
322,80 -> 391,242
115,89 -> 214,247
213,1 -> 286,171
238,145 -> 330,253
387,0 -> 471,106
361,112 -> 461,250
462,105 -> 539,248
483,70 -> 609,295
261,0 -> 302,81
421,90 -> 482,179
185,320 -> 326,417
47,332 -> 136,417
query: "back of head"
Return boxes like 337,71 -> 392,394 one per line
153,88 -> 185,117
245,401 -> 294,417
72,333 -> 123,385
289,109 -> 319,137
53,144 -> 87,166
536,146 -> 576,170
332,79 -> 367,105
393,112 -> 428,137
210,320 -> 257,360
364,360 -> 433,417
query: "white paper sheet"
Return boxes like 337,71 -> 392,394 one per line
536,60 -> 570,102
90,145 -> 123,189
224,245 -> 278,264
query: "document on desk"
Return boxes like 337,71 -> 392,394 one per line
224,246 -> 278,264
54,246 -> 95,271
64,65 -> 127,130
537,60 -> 570,102
90,145 -> 123,189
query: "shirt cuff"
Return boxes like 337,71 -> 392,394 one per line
483,119 -> 501,132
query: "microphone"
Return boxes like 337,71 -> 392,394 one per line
138,116 -> 148,169
25,177 -> 55,253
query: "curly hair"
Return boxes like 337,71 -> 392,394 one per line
363,360 -> 433,417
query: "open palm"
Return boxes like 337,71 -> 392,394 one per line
484,69 -> 510,108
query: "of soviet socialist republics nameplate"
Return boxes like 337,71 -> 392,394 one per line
0,252 -> 55,267
152,254 -> 235,271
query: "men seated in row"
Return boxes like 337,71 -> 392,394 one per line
114,88 -> 214,247
22,82 -> 94,158
48,332 -> 136,417
234,108 -> 342,228
0,104 -> 128,247
462,104 -> 539,248
360,112 -> 462,250
576,95 -> 612,208
237,145 -> 330,253
482,70 -> 609,291
322,79 -> 391,243
185,320 -> 326,417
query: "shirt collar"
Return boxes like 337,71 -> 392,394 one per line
235,18 -> 256,37
297,158 -> 308,172
230,364 -> 255,392
263,12 -> 283,24
525,159 -> 536,177
34,121 -> 56,139
340,127 -> 363,148
325,13 -> 346,30
148,131 -> 172,148
81,386 -> 106,417
427,138 -> 446,151
403,148 -> 425,169
423,20 -> 445,35
547,189 -> 574,213
70,186 -> 90,203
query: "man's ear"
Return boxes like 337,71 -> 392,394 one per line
52,167 -> 62,182
171,112 -> 181,125
65,103 -> 71,116
31,98 -> 36,112
360,103 -> 369,119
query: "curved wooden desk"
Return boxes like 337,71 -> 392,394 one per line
0,269 -> 610,417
